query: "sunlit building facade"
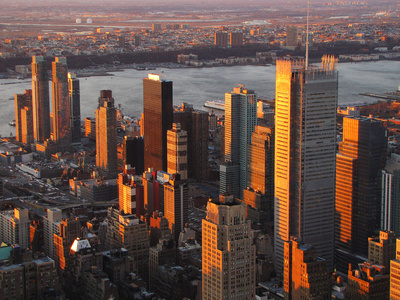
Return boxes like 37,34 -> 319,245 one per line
274,56 -> 338,273
202,194 -> 256,300
32,56 -> 50,143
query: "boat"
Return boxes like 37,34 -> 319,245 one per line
204,100 -> 225,111
8,121 -> 15,127
8,96 -> 14,100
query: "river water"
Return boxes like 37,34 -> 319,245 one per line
0,60 -> 399,137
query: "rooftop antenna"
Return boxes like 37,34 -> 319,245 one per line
305,0 -> 310,70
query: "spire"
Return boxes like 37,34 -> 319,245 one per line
305,0 -> 310,70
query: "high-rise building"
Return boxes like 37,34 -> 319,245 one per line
390,238 -> 400,299
202,194 -> 256,300
143,74 -> 173,172
118,165 -> 144,217
167,123 -> 188,180
381,154 -> 400,235
105,208 -> 149,278
230,32 -> 243,47
68,73 -> 81,144
368,231 -> 396,270
220,85 -> 257,199
164,176 -> 188,243
214,31 -> 228,47
274,56 -> 338,272
283,237 -> 331,300
245,125 -> 274,220
53,218 -> 81,270
0,247 -> 60,300
286,25 -> 298,48
335,117 -> 387,272
174,103 -> 209,181
43,208 -> 62,259
14,90 -> 32,144
85,117 -> 96,140
52,57 -> 70,142
118,136 -> 144,174
32,56 -> 50,143
152,23 -> 162,31
0,208 -> 30,249
96,90 -> 118,178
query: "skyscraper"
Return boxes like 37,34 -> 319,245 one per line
143,74 -> 173,172
163,176 -> 188,243
52,57 -> 70,142
335,116 -> 387,272
274,56 -> 338,272
167,123 -> 188,180
96,90 -> 118,179
202,194 -> 256,299
220,85 -> 257,199
245,126 -> 274,212
14,90 -> 32,144
230,32 -> 243,47
68,73 -> 81,144
390,238 -> 400,299
286,25 -> 298,48
283,237 -> 330,300
214,31 -> 228,47
173,103 -> 209,181
0,208 -> 30,249
32,56 -> 50,143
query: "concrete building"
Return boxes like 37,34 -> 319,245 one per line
105,208 -> 149,278
43,208 -> 62,259
14,89 -> 33,144
32,56 -> 50,143
275,56 -> 338,272
220,85 -> 257,199
390,238 -> 400,299
283,237 -> 330,300
96,90 -> 118,178
381,153 -> 400,235
174,103 -> 209,181
347,262 -> 389,299
164,176 -> 188,243
52,56 -> 70,142
143,74 -> 173,172
286,25 -> 298,48
335,117 -> 387,272
230,32 -> 243,47
118,165 -> 144,216
0,208 -> 30,249
245,125 -> 274,222
68,72 -> 81,144
53,217 -> 81,270
202,194 -> 256,300
215,31 -> 228,47
368,231 -> 396,269
167,123 -> 188,180
0,247 -> 60,300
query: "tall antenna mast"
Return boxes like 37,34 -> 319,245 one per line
305,0 -> 310,70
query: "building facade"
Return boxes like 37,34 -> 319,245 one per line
68,73 -> 81,144
96,90 -> 118,178
143,74 -> 173,172
220,85 -> 257,199
283,237 -> 330,300
274,56 -> 338,272
202,194 -> 256,300
335,117 -> 387,272
167,123 -> 188,180
52,57 -> 70,142
32,56 -> 50,143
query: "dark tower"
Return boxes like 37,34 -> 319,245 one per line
143,74 -> 173,172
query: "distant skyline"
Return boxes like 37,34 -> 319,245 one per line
1,0 -> 394,6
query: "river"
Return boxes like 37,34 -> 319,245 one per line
0,60 -> 399,137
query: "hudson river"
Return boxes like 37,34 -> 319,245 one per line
0,60 -> 399,137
